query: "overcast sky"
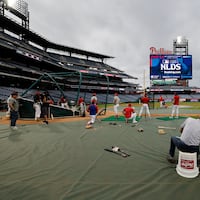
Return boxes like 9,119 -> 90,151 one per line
25,0 -> 200,88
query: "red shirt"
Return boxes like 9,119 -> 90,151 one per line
173,95 -> 180,105
60,97 -> 66,103
159,96 -> 164,101
123,107 -> 134,118
78,97 -> 84,105
141,96 -> 149,104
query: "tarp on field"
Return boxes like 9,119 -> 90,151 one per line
0,116 -> 200,200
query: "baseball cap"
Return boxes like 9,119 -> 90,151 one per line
11,91 -> 18,96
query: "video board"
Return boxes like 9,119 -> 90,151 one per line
150,55 -> 192,80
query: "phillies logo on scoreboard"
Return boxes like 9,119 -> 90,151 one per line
150,47 -> 173,55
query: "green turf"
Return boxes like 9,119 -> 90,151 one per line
101,115 -> 141,122
156,116 -> 187,121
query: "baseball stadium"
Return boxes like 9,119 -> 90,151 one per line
1,1 -> 200,200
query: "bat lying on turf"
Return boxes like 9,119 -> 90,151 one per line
104,146 -> 130,157
158,126 -> 177,130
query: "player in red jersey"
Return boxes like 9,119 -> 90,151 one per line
170,93 -> 180,118
138,93 -> 151,118
159,95 -> 164,108
123,103 -> 137,123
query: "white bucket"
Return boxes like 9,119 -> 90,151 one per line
176,151 -> 199,178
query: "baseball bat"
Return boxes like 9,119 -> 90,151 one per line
158,126 -> 177,130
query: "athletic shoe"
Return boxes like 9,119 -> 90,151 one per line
133,121 -> 138,123
169,116 -> 173,119
11,126 -> 18,130
167,155 -> 176,163
43,120 -> 48,124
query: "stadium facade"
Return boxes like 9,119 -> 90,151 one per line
0,0 -> 141,106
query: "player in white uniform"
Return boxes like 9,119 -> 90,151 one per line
113,93 -> 120,118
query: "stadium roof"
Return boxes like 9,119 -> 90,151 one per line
0,15 -> 114,60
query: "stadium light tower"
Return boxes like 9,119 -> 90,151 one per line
173,36 -> 188,55
7,0 -> 17,8
173,36 -> 189,87
0,0 -> 29,29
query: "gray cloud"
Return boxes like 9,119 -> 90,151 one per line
26,0 -> 200,87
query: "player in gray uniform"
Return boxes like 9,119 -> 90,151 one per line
8,91 -> 19,130
113,93 -> 120,118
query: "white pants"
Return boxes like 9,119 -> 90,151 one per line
61,102 -> 69,109
139,103 -> 151,118
113,104 -> 119,115
127,112 -> 137,123
160,101 -> 163,108
80,102 -> 86,116
33,103 -> 41,119
171,105 -> 179,117
88,115 -> 96,125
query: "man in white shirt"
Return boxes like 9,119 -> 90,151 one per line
167,117 -> 200,163
91,93 -> 97,104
